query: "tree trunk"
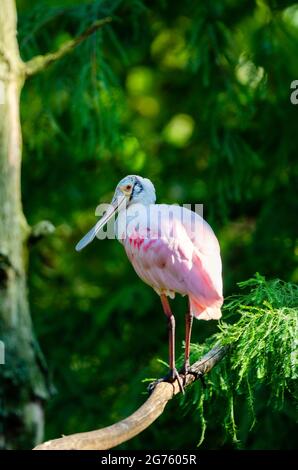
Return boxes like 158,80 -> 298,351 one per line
0,0 -> 48,449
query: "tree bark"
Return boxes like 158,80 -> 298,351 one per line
0,1 -> 111,448
34,345 -> 229,450
0,0 -> 49,450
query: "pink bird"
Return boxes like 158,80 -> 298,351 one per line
76,175 -> 223,390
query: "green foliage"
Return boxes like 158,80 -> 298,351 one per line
13,0 -> 298,450
180,275 -> 298,447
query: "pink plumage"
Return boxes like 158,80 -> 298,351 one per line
76,175 -> 223,388
122,204 -> 223,320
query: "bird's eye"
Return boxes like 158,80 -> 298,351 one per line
126,184 -> 132,191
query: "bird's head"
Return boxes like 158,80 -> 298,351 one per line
75,175 -> 156,251
112,175 -> 156,206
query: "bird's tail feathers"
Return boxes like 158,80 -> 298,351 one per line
189,296 -> 222,321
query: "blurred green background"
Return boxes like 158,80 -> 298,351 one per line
16,0 -> 297,449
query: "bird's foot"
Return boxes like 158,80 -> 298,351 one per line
169,367 -> 185,394
180,361 -> 193,385
187,367 -> 207,389
148,368 -> 185,395
179,362 -> 207,389
180,360 -> 191,377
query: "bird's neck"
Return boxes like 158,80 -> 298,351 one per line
125,202 -> 152,219
115,202 -> 153,242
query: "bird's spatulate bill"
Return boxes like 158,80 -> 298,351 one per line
75,195 -> 126,251
75,175 -> 223,392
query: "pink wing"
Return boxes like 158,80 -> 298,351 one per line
123,205 -> 223,320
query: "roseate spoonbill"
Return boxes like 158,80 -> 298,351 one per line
76,175 -> 223,389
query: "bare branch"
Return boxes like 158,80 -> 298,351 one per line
24,17 -> 112,77
33,344 -> 229,450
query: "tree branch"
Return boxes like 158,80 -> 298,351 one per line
33,344 -> 229,450
24,17 -> 112,77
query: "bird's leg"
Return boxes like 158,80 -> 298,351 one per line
182,299 -> 193,376
160,294 -> 184,393
160,294 -> 176,376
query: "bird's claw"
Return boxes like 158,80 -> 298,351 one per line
180,361 -> 191,379
179,362 -> 197,386
170,367 -> 185,394
148,368 -> 185,395
186,368 -> 207,389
